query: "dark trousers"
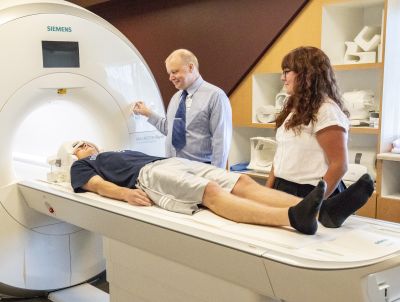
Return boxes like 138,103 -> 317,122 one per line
273,177 -> 346,198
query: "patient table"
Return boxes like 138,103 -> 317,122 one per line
18,179 -> 400,302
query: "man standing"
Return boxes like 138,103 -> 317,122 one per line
133,49 -> 232,168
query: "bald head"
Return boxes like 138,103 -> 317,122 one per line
165,49 -> 199,70
165,49 -> 200,90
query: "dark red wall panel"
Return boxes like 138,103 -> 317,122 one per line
91,0 -> 308,105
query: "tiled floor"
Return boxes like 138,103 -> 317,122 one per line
2,274 -> 108,302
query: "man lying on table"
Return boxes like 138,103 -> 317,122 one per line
68,141 -> 374,235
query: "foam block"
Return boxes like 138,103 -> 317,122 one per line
354,26 -> 381,51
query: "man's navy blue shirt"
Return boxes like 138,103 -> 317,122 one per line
71,150 -> 164,193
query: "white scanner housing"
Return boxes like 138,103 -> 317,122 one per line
0,0 -> 164,297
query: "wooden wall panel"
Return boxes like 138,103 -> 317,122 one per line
90,0 -> 308,105
356,191 -> 377,219
377,197 -> 400,223
230,0 -> 321,126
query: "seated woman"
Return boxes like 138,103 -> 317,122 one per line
68,141 -> 374,235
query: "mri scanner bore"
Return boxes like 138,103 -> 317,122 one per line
0,0 -> 165,298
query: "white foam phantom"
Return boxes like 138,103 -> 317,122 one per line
354,26 -> 382,52
275,89 -> 289,113
344,41 -> 376,64
344,25 -> 382,64
256,105 -> 276,123
343,90 -> 375,120
247,137 -> 276,173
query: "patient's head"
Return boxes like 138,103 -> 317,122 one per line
72,141 -> 99,159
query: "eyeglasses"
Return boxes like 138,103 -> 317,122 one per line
282,69 -> 292,78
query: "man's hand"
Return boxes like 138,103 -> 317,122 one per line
122,188 -> 152,206
132,101 -> 152,117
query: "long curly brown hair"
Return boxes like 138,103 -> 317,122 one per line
275,46 -> 349,133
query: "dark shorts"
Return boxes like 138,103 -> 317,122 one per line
273,177 -> 346,198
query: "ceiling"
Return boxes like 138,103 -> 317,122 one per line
67,0 -> 110,8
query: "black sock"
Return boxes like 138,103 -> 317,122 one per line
288,180 -> 326,235
318,174 -> 374,228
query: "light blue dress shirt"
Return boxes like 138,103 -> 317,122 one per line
147,76 -> 232,168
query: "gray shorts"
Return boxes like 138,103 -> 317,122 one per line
136,157 -> 240,215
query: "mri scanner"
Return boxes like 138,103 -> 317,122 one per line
2,1 -> 400,302
0,0 -> 165,299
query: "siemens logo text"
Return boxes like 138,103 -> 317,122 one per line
47,26 -> 72,32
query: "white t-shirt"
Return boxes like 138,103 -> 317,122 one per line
273,99 -> 349,186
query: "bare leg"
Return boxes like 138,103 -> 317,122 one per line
231,174 -> 300,207
202,182 -> 290,226
203,180 -> 326,235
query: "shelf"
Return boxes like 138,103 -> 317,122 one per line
377,153 -> 400,161
333,62 -> 383,70
233,123 -> 275,129
349,127 -> 379,134
249,123 -> 276,129
380,195 -> 400,201
252,68 -> 382,125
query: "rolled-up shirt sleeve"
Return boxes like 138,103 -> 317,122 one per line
147,112 -> 168,136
